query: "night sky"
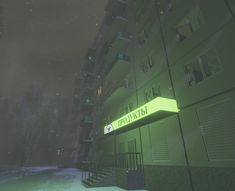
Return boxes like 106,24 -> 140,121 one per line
0,0 -> 108,98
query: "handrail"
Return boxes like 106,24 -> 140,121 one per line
115,152 -> 143,171
81,162 -> 96,181
81,152 -> 143,182
81,155 -> 115,181
104,53 -> 130,76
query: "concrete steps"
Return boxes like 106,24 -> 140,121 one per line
82,167 -> 116,188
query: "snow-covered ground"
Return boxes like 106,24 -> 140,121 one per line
0,167 -> 146,191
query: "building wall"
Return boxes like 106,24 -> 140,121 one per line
95,0 -> 235,190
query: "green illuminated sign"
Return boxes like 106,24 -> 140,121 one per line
104,97 -> 179,134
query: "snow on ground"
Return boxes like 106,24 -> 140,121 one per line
0,167 -> 146,191
0,166 -> 57,184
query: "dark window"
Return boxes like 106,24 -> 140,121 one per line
185,49 -> 222,86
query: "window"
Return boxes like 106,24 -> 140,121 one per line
137,13 -> 155,46
185,49 -> 222,86
140,54 -> 154,73
134,0 -> 147,23
137,29 -> 148,46
175,6 -> 205,43
199,50 -> 222,78
176,23 -> 193,42
144,84 -> 161,103
105,116 -> 111,124
185,60 -> 204,86
125,103 -> 133,113
119,103 -> 133,116
85,97 -> 92,104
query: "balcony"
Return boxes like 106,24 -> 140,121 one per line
81,72 -> 95,84
72,107 -> 80,118
81,86 -> 95,99
81,138 -> 93,144
104,79 -> 133,105
84,57 -> 96,72
74,87 -> 79,94
134,0 -> 152,24
105,17 -> 128,43
105,32 -> 131,64
105,54 -> 131,83
81,160 -> 92,165
105,0 -> 128,17
82,98 -> 94,110
73,93 -> 80,104
105,2 -> 129,41
84,49 -> 96,72
80,115 -> 94,127
72,94 -> 80,116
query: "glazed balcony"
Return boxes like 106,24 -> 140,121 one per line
104,79 -> 133,105
84,57 -> 96,72
81,72 -> 95,85
134,0 -> 152,24
105,17 -> 129,43
82,97 -> 94,110
81,85 -> 95,99
105,54 -> 131,83
106,0 -> 128,18
84,48 -> 96,72
105,0 -> 129,40
80,115 -> 94,128
105,32 -> 131,64
81,138 -> 93,144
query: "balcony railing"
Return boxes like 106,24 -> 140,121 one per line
84,58 -> 96,72
81,138 -> 93,144
116,152 -> 143,171
82,98 -> 94,107
80,116 -> 94,127
84,48 -> 96,72
105,0 -> 128,19
81,152 -> 143,181
104,79 -> 133,105
105,54 -> 131,83
105,32 -> 131,64
82,72 -> 95,84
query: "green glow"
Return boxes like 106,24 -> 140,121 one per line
104,97 -> 179,134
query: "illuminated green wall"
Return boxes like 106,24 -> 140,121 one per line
96,0 -> 235,190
